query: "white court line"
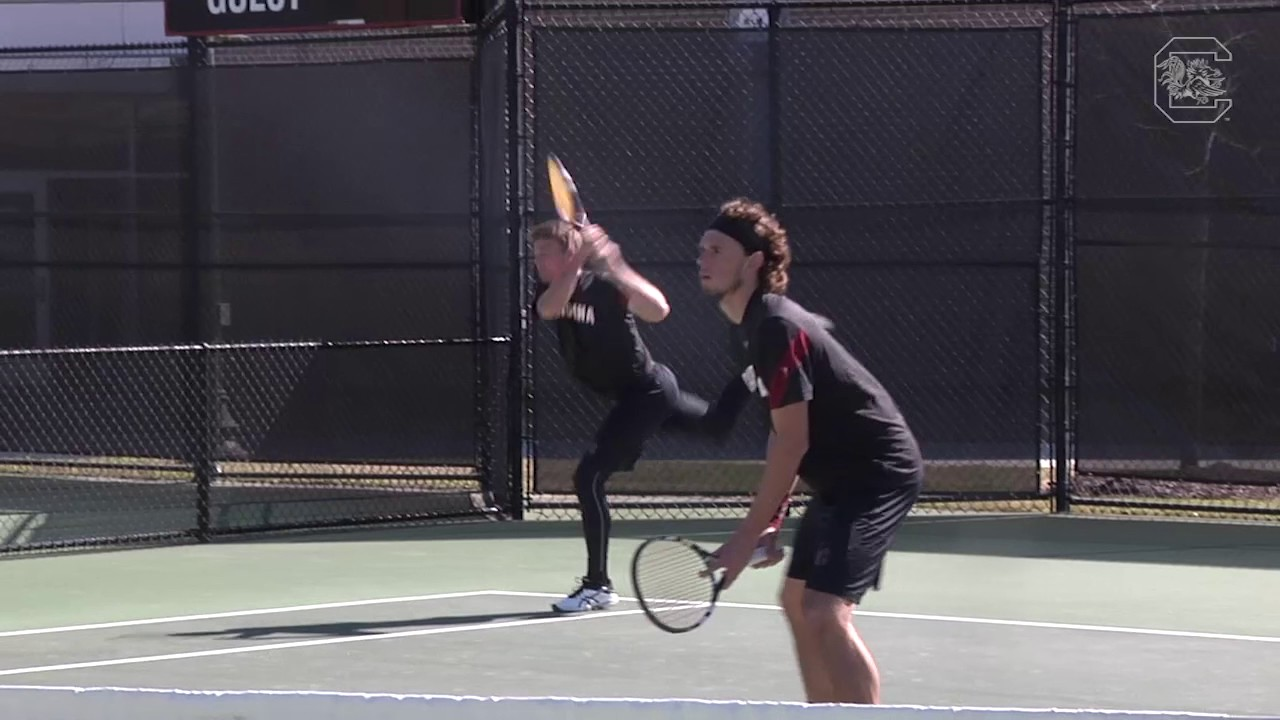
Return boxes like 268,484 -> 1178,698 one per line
0,590 -> 496,639
488,591 -> 1280,644
0,605 -> 648,678
0,687 -> 1267,719
904,514 -> 1043,525
670,514 -> 1038,538
675,530 -> 757,538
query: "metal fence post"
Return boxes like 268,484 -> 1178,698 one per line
1051,1 -> 1074,514
505,0 -> 529,519
183,36 -> 215,540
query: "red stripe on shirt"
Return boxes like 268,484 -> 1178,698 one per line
767,328 -> 810,408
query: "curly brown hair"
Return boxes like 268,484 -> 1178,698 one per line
716,198 -> 791,294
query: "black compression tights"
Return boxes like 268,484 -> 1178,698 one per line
573,450 -> 617,588
571,375 -> 749,589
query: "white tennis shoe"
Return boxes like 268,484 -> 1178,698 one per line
551,580 -> 619,613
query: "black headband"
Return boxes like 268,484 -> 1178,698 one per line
707,213 -> 766,254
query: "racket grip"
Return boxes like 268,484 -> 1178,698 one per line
757,497 -> 791,568
750,543 -> 772,566
767,497 -> 790,532
751,527 -> 785,568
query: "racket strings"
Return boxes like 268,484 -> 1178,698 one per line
633,540 -> 718,630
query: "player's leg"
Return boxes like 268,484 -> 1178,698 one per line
555,446 -> 627,611
801,590 -> 879,704
797,501 -> 880,704
779,501 -> 837,703
552,407 -> 636,612
658,364 -> 749,443
802,478 -> 922,704
554,380 -> 671,613
649,363 -> 706,429
783,579 -> 837,702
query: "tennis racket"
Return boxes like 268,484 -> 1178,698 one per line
547,152 -> 588,228
630,535 -> 724,634
547,152 -> 617,278
630,535 -> 781,634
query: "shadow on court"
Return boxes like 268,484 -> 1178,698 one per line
167,610 -> 559,640
243,514 -> 1280,570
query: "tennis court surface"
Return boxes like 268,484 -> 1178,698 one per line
1,514 -> 1277,719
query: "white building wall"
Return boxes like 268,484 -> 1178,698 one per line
0,1 -> 170,48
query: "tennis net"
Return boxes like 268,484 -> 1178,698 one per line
0,687 -> 1273,720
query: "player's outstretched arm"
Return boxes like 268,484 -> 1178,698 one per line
580,225 -> 670,323
712,412 -> 806,588
698,374 -> 751,442
711,316 -> 815,588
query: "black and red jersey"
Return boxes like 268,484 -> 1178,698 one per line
732,289 -> 923,496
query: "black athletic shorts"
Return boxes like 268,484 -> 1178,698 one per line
590,363 -> 704,473
785,471 -> 922,603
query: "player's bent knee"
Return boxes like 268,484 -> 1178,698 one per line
572,446 -> 634,498
572,453 -> 608,493
800,588 -> 855,631
572,453 -> 595,480
780,579 -> 808,626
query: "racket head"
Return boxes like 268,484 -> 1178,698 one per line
630,535 -> 723,634
546,153 -> 587,227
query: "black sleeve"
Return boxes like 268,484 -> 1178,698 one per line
699,374 -> 750,442
754,316 -> 815,411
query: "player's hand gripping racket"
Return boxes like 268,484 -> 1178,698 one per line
547,153 -> 613,277
630,536 -> 725,634
630,534 -> 781,634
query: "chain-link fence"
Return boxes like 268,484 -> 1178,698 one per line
0,339 -> 492,549
513,0 -> 1278,523
2,0 -> 1277,554
518,1 -> 1058,519
0,25 -> 510,553
1067,0 -> 1280,520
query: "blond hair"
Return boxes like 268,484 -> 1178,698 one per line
529,219 -> 581,254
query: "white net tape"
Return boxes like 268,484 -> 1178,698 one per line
1,687 -> 1274,720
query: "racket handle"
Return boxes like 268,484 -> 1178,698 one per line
750,543 -> 771,566
768,497 -> 790,532
750,528 -> 785,568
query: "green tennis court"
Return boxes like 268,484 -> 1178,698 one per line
1,514 -> 1277,718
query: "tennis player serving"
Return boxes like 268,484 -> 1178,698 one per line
695,199 -> 924,705
531,219 -> 774,614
